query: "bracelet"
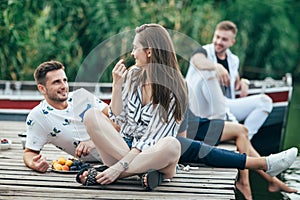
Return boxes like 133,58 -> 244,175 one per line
241,78 -> 250,85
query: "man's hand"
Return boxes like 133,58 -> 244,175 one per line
32,154 -> 49,172
75,140 -> 95,158
236,79 -> 249,97
23,149 -> 49,173
215,63 -> 230,86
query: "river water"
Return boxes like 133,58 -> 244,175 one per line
281,156 -> 300,200
236,83 -> 300,200
235,156 -> 300,200
282,83 -> 300,200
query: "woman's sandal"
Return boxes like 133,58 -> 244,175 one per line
76,165 -> 109,186
141,169 -> 164,191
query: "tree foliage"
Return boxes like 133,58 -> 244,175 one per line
0,0 -> 299,81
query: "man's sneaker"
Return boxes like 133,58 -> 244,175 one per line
266,147 -> 298,177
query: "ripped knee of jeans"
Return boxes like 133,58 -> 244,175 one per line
260,94 -> 273,113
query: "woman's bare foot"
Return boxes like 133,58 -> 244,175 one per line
268,177 -> 298,193
236,181 -> 253,200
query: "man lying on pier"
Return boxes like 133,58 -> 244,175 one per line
23,60 -> 117,172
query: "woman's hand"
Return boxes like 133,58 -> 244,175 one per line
95,148 -> 141,185
111,59 -> 128,116
112,59 -> 128,88
96,163 -> 125,185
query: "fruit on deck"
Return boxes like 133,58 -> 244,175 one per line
51,157 -> 90,171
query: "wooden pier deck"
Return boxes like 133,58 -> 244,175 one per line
0,121 -> 238,200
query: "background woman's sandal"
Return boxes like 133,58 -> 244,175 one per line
141,169 -> 163,191
76,165 -> 108,186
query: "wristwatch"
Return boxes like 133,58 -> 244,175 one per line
119,161 -> 129,170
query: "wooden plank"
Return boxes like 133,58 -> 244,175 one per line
0,121 -> 238,199
0,185 -> 234,200
0,174 -> 235,190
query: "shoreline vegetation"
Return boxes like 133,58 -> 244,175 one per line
1,0 -> 299,82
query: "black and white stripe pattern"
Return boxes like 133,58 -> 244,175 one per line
109,67 -> 179,151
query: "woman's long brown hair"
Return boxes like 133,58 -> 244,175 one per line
133,24 -> 188,123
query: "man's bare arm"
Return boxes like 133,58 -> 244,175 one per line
191,53 -> 230,86
23,148 -> 49,173
191,53 -> 216,70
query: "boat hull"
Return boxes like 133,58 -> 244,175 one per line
251,105 -> 289,156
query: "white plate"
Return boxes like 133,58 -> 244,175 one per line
0,139 -> 12,150
51,167 -> 80,174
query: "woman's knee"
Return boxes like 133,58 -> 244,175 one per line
162,137 -> 181,160
237,124 -> 249,139
83,108 -> 106,130
224,122 -> 248,139
84,107 -> 96,125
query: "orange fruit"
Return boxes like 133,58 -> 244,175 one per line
61,165 -> 69,171
53,163 -> 62,170
65,159 -> 73,167
57,157 -> 66,165
51,160 -> 58,166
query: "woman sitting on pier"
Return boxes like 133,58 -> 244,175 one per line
77,23 -> 188,190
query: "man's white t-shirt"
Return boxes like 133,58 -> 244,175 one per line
25,88 -> 107,162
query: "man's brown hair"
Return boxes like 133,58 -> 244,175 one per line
34,61 -> 65,85
216,20 -> 238,37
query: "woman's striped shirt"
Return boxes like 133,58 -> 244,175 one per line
109,67 -> 180,151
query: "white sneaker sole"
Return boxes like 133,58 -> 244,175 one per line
266,147 -> 298,177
